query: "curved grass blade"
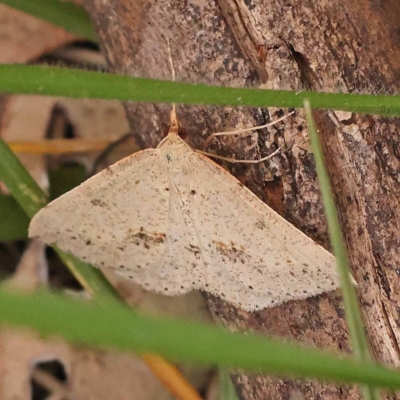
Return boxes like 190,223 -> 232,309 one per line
304,100 -> 378,400
1,288 -> 400,390
0,65 -> 399,116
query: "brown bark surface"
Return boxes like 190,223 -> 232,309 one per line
83,0 -> 400,398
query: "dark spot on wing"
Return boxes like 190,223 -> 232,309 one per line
185,244 -> 201,258
91,199 -> 107,207
125,229 -> 166,248
212,240 -> 250,264
104,166 -> 113,176
255,220 -> 266,230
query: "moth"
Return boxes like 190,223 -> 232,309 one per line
29,110 -> 338,311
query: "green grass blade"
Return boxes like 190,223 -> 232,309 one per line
304,101 -> 378,400
1,65 -> 400,116
0,138 -> 46,219
55,250 -> 122,305
219,369 -> 239,400
0,137 -> 121,304
0,288 -> 400,390
0,195 -> 29,241
1,0 -> 96,41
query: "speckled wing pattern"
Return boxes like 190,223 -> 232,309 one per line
29,133 -> 338,311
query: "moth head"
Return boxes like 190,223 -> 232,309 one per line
165,108 -> 187,139
169,108 -> 179,135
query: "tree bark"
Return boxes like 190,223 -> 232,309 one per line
83,0 -> 400,398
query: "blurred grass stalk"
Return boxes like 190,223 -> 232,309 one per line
1,288 -> 400,390
304,100 -> 378,400
0,64 -> 400,116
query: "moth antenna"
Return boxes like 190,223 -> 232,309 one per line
167,38 -> 176,83
166,38 -> 179,133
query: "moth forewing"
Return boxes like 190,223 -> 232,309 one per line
29,119 -> 338,311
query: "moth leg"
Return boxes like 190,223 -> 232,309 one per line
203,111 -> 294,150
196,147 -> 282,164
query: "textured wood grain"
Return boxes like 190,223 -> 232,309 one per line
83,0 -> 400,398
